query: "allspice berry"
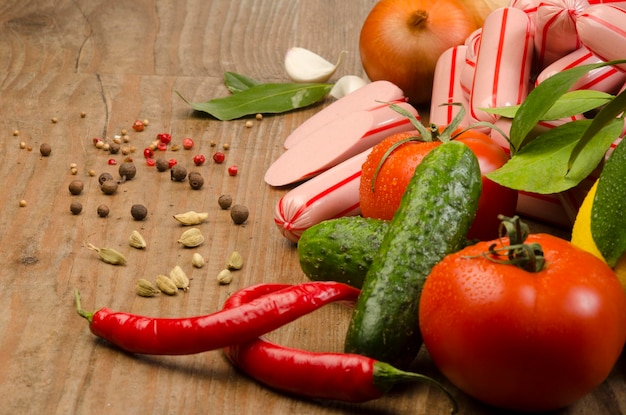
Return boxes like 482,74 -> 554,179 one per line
218,194 -> 233,210
68,180 -> 84,195
155,158 -> 169,172
39,143 -> 52,157
188,172 -> 204,190
100,179 -> 118,195
98,172 -> 114,185
97,204 -> 110,218
118,162 -> 136,180
230,204 -> 249,225
131,204 -> 148,221
70,201 -> 83,215
170,164 -> 187,181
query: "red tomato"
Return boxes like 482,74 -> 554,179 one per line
419,233 -> 626,412
359,129 -> 518,240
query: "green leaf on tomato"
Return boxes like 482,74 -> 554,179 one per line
177,82 -> 332,121
482,90 -> 614,121
592,137 -> 626,267
487,118 -> 623,193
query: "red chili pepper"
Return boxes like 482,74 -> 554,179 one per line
222,285 -> 458,412
74,281 -> 359,356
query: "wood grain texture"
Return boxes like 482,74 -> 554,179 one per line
0,1 -> 623,414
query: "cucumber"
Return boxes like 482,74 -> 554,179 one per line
297,216 -> 389,288
344,141 -> 482,368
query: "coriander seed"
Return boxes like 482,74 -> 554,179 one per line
39,143 -> 52,157
218,194 -> 233,210
19,199 -> 27,207
70,201 -> 83,215
68,180 -> 84,195
230,204 -> 249,225
131,204 -> 148,221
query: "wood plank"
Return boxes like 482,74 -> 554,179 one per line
0,1 -> 623,414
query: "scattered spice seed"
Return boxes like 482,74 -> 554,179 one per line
168,158 -> 177,168
156,141 -> 167,152
169,265 -> 190,291
157,133 -> 172,145
132,120 -> 145,132
97,204 -> 110,218
69,180 -> 84,195
39,143 -> 52,157
213,151 -> 225,164
107,159 -> 117,166
173,211 -> 209,226
136,279 -> 160,297
256,113 -> 263,121
177,228 -> 204,248
227,251 -> 243,270
70,202 -> 83,215
51,117 -> 58,123
170,144 -> 180,151
13,129 -> 19,136
70,167 -> 79,175
19,141 -> 26,149
217,269 -> 233,285
170,164 -> 187,181
192,252 -> 205,268
109,142 -> 121,154
88,169 -> 96,177
128,230 -> 147,249
182,138 -> 194,150
100,180 -> 118,195
230,204 -> 249,225
131,204 -> 148,221
155,275 -> 178,296
80,112 -> 86,118
155,158 -> 169,172
188,172 -> 204,190
245,120 -> 253,128
86,243 -> 127,265
218,194 -> 233,210
98,172 -> 114,185
19,199 -> 27,207
143,119 -> 149,126
223,143 -> 230,150
228,165 -> 238,176
210,140 -> 216,147
118,162 -> 137,180
145,158 -> 156,167
143,148 -> 154,159
193,154 -> 206,166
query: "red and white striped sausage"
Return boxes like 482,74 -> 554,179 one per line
587,0 -> 626,8
536,46 -> 626,92
283,80 -> 406,149
533,0 -> 589,69
273,149 -> 369,243
577,4 -> 626,72
469,7 -> 534,124
509,0 -> 540,29
430,45 -> 470,128
264,101 -> 419,187
460,28 -> 482,101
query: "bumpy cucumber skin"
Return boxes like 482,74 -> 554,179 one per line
297,216 -> 389,289
345,141 -> 482,368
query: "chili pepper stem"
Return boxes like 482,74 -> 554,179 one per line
74,289 -> 94,323
373,362 -> 458,414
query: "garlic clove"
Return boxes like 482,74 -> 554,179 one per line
329,75 -> 369,100
285,47 -> 345,83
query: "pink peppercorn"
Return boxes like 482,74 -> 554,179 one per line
143,148 -> 154,159
213,151 -> 225,164
228,165 -> 238,176
182,138 -> 194,150
157,133 -> 172,145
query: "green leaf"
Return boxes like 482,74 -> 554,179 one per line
592,138 -> 626,266
178,82 -> 332,121
224,72 -> 261,93
508,60 -> 626,152
568,87 -> 626,170
487,119 -> 622,193
481,90 -> 614,120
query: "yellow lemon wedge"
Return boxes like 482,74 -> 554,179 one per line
571,180 -> 626,292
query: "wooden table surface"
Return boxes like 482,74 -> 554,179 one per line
1,1 -> 624,414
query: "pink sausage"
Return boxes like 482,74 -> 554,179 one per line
430,45 -> 470,128
587,0 -> 626,7
273,149 -> 369,243
460,28 -> 482,101
510,0 -> 540,29
577,5 -> 626,72
536,46 -> 626,92
469,7 -> 534,124
533,0 -> 589,69
283,80 -> 405,149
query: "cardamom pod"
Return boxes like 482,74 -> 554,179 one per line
86,243 -> 127,265
227,251 -> 243,270
217,269 -> 233,285
177,228 -> 204,248
156,274 -> 178,296
169,265 -> 190,291
191,252 -> 205,268
128,230 -> 147,249
136,278 -> 160,297
173,211 -> 209,226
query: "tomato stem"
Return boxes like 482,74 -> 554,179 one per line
470,215 -> 545,272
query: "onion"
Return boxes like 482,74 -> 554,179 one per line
359,0 -> 503,105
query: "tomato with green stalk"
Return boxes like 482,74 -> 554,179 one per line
419,215 -> 626,412
359,104 -> 517,241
